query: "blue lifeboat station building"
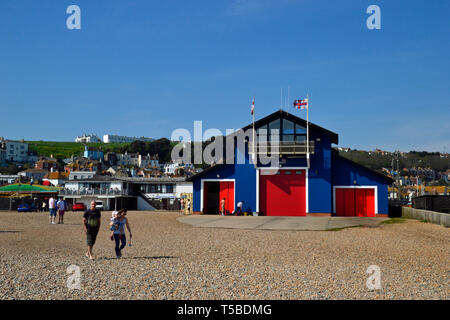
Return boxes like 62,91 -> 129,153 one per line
187,110 -> 394,217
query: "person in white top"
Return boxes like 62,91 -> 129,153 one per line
236,201 -> 243,215
48,197 -> 56,224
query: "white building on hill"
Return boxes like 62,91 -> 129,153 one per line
103,134 -> 153,144
75,134 -> 102,143
0,138 -> 29,163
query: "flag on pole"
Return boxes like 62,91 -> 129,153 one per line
251,97 -> 255,115
293,99 -> 308,109
293,95 -> 311,171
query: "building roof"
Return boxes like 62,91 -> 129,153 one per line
44,172 -> 69,180
20,168 -> 47,174
64,175 -> 187,183
332,151 -> 395,184
120,176 -> 187,183
0,183 -> 60,193
238,109 -> 339,144
186,164 -> 223,182
66,175 -> 120,183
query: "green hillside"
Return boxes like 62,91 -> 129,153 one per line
26,141 -> 131,160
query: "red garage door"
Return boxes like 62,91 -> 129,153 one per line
335,188 -> 375,217
219,181 -> 235,213
203,181 -> 235,214
259,169 -> 306,216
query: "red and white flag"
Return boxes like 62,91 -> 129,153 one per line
293,98 -> 308,109
251,97 -> 255,115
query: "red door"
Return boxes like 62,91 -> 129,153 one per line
219,181 -> 234,213
260,170 -> 306,216
335,188 -> 375,217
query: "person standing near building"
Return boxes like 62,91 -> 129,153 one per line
220,198 -> 226,216
236,201 -> 243,216
57,198 -> 67,224
48,196 -> 56,224
186,199 -> 191,214
180,198 -> 185,215
83,200 -> 101,260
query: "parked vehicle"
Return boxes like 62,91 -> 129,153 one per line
72,202 -> 86,212
17,203 -> 38,213
95,201 -> 104,211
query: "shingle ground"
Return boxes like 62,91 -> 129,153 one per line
0,211 -> 448,299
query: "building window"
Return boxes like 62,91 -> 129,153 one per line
268,119 -> 280,134
295,124 -> 307,142
166,184 -> 174,193
282,119 -> 294,134
282,119 -> 294,142
257,119 -> 308,145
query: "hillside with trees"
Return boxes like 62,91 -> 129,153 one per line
338,149 -> 450,172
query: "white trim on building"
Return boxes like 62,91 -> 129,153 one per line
332,185 -> 378,214
200,178 -> 236,213
256,167 -> 309,214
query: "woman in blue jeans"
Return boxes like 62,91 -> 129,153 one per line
112,210 -> 132,259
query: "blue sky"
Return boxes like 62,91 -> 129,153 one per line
1,0 -> 449,152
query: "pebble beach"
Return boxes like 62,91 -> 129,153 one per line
0,211 -> 448,300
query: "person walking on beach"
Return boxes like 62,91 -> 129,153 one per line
57,198 -> 67,224
112,209 -> 132,259
83,200 -> 101,260
48,196 -> 56,224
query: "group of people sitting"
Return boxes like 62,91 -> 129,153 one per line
220,200 -> 246,216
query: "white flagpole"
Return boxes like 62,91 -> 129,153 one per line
280,88 -> 283,109
252,97 -> 256,167
306,93 -> 310,169
287,86 -> 290,112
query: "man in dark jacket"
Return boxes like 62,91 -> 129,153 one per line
83,200 -> 101,260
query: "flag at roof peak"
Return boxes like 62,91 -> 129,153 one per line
293,98 -> 308,109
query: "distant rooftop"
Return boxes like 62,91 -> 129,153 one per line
66,175 -> 187,183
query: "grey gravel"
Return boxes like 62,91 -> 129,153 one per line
0,211 -> 448,300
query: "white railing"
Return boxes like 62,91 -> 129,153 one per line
59,189 -> 126,196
